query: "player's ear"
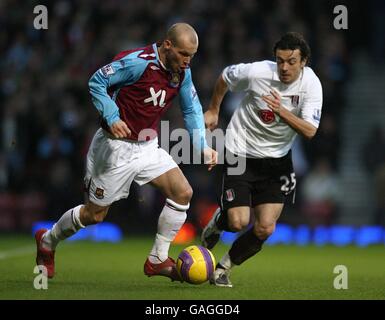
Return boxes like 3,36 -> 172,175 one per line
300,58 -> 307,68
163,39 -> 172,50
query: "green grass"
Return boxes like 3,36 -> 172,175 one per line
0,235 -> 384,300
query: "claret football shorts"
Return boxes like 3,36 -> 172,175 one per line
84,128 -> 178,206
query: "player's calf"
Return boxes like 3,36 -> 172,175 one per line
148,198 -> 188,263
229,228 -> 267,265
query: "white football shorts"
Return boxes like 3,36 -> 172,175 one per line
84,128 -> 178,206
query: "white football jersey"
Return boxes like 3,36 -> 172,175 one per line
223,60 -> 323,158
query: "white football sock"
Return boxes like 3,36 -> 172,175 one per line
219,252 -> 235,270
41,205 -> 85,250
149,201 -> 187,263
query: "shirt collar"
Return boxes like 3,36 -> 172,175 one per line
153,42 -> 167,70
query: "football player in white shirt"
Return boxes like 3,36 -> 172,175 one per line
201,32 -> 323,287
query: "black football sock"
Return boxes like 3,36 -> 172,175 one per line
229,228 -> 266,265
215,209 -> 232,232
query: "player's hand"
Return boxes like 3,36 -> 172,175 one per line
110,120 -> 131,138
203,147 -> 218,171
204,109 -> 219,131
262,89 -> 282,116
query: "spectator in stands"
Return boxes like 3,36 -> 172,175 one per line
361,124 -> 385,225
300,157 -> 341,226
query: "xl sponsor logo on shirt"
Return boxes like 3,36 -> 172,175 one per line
144,87 -> 166,107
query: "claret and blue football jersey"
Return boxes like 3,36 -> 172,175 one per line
89,43 -> 207,150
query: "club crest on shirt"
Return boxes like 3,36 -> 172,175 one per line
169,72 -> 180,87
291,95 -> 300,108
225,189 -> 235,202
95,188 -> 104,199
258,110 -> 275,124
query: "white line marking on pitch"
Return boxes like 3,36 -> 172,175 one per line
0,245 -> 36,260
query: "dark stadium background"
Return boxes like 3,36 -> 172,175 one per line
0,0 -> 384,238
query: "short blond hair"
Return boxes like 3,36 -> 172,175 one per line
166,23 -> 198,47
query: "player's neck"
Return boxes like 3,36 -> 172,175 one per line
157,46 -> 168,70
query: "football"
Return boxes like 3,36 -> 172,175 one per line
176,245 -> 216,284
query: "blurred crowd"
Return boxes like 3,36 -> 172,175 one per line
0,0 -> 382,232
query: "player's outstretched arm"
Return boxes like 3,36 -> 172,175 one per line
204,74 -> 228,131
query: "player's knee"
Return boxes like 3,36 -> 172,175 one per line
174,184 -> 193,204
228,219 -> 247,232
184,185 -> 193,202
228,222 -> 243,232
254,224 -> 275,239
91,213 -> 106,224
227,209 -> 248,232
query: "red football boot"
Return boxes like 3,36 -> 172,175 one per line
35,228 -> 55,279
144,257 -> 182,282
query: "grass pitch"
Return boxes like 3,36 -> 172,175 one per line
0,235 -> 384,300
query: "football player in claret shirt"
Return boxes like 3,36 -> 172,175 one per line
202,32 -> 323,287
35,23 -> 218,281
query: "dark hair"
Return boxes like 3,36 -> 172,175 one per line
273,32 -> 311,64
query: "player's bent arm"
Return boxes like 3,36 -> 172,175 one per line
89,71 -> 121,127
88,54 -> 147,127
279,108 -> 317,139
263,89 -> 320,140
207,74 -> 229,114
205,64 -> 251,130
